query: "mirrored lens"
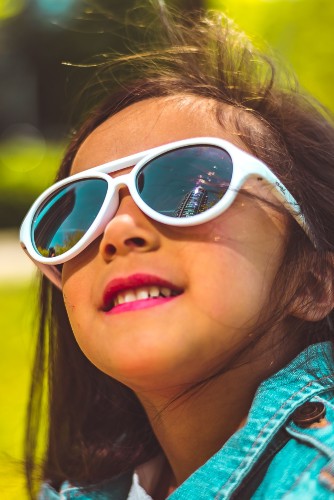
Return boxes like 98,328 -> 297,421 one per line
32,178 -> 108,257
136,145 -> 233,218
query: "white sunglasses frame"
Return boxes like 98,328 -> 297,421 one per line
20,136 -> 311,289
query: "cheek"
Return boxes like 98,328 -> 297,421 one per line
62,282 -> 108,372
62,265 -> 96,336
62,287 -> 84,343
187,248 -> 265,326
180,219 -> 285,325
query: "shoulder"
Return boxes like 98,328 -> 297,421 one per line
253,393 -> 334,499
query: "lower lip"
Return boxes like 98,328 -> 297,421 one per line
104,296 -> 179,315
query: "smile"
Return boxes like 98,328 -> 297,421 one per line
101,273 -> 183,313
112,286 -> 179,307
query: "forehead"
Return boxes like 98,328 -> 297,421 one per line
71,96 -> 248,174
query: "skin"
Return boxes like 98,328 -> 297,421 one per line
62,95 -> 301,487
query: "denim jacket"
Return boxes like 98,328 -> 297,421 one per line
40,342 -> 334,499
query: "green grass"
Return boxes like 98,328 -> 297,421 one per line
0,281 -> 38,499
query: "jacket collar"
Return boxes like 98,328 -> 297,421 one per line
169,342 -> 334,499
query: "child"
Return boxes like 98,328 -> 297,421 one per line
20,4 -> 334,499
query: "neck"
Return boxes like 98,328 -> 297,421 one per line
137,364 -> 261,485
135,339 -> 300,487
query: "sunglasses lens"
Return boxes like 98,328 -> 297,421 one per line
136,145 -> 233,218
32,178 -> 108,258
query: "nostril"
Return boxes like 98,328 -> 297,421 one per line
105,243 -> 116,256
125,237 -> 146,248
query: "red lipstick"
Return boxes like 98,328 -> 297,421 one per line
101,273 -> 183,314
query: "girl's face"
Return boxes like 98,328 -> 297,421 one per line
62,97 -> 288,392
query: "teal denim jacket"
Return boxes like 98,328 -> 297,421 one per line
39,342 -> 334,499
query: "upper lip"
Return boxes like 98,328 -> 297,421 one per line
101,273 -> 184,311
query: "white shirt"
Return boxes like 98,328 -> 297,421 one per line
128,455 -> 166,499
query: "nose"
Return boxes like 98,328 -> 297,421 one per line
99,189 -> 160,261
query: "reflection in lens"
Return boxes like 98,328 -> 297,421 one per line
136,145 -> 233,218
32,178 -> 108,257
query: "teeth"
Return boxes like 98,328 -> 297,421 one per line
149,286 -> 160,298
117,292 -> 125,305
136,289 -> 149,300
124,290 -> 136,303
111,285 -> 177,308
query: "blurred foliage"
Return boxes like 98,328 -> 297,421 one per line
208,0 -> 334,112
0,0 -> 27,20
0,142 -> 64,228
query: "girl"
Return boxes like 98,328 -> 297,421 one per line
20,5 -> 334,499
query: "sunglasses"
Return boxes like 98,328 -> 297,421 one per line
20,137 -> 310,288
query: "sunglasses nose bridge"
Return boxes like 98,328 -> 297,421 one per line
109,172 -> 133,192
108,172 -> 136,212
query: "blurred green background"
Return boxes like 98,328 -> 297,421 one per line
0,0 -> 333,497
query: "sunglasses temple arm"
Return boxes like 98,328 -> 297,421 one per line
266,178 -> 317,247
248,160 -> 316,246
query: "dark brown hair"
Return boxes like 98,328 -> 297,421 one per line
25,4 -> 334,497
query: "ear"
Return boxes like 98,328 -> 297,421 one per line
289,254 -> 334,322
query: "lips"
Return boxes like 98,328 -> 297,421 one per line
101,273 -> 183,312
